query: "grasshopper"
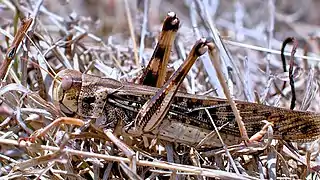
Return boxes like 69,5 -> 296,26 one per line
49,12 -> 320,149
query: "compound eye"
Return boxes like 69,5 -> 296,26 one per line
61,75 -> 73,90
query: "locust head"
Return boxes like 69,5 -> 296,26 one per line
53,69 -> 82,116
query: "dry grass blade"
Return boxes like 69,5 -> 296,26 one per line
0,83 -> 30,95
13,151 -> 63,171
119,161 -> 142,180
124,0 -> 139,66
104,129 -> 137,174
301,68 -> 318,110
207,39 -> 249,142
204,108 -> 240,174
266,147 -> 277,179
0,17 -> 32,80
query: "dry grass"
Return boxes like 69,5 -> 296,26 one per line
0,0 -> 319,179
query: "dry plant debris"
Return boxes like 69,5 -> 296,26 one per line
0,0 -> 319,179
